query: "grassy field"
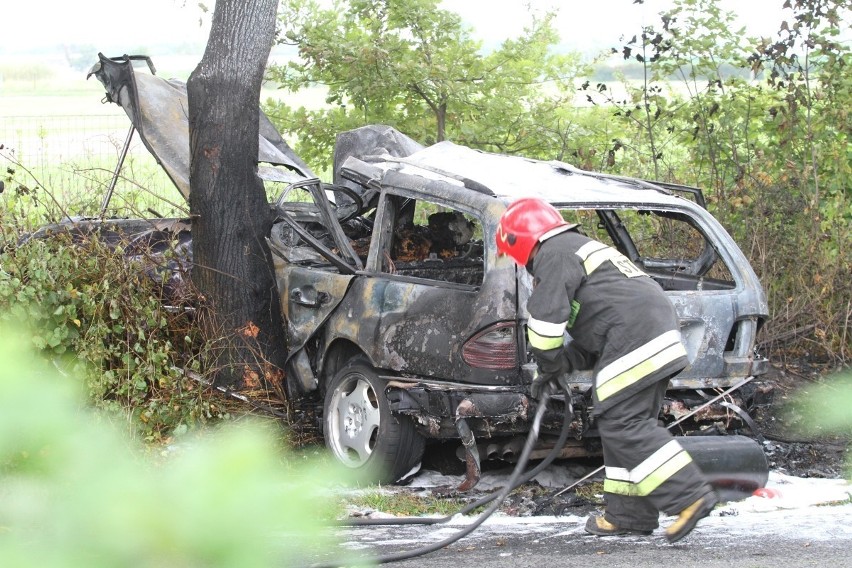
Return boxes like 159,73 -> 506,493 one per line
0,85 -> 328,117
0,61 -> 329,117
1,58 -> 328,225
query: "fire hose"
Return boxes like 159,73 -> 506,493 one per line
307,374 -> 763,567
308,382 -> 567,568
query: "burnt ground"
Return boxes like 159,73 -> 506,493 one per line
233,359 -> 850,516
418,360 -> 850,476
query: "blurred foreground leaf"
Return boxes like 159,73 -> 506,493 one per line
0,323 -> 341,567
793,371 -> 852,478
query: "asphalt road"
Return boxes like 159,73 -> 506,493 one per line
314,501 -> 852,568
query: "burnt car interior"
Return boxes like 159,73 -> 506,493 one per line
270,180 -> 365,273
272,183 -> 734,294
373,194 -> 484,286
271,181 -> 486,288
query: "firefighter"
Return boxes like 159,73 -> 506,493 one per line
496,197 -> 718,543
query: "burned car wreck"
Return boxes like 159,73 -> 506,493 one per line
78,54 -> 769,488
273,129 -> 770,487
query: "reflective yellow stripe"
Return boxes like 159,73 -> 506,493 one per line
605,441 -> 683,483
583,246 -> 622,274
575,241 -> 609,274
597,343 -> 687,401
527,317 -> 567,350
528,328 -> 563,350
598,330 -> 682,384
576,241 -> 608,259
575,241 -> 646,278
603,443 -> 694,497
596,330 -> 686,402
603,451 -> 693,496
528,316 -> 568,338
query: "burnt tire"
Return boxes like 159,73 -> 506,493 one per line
323,357 -> 425,484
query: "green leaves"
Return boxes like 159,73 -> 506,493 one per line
0,232 -> 213,442
801,374 -> 852,435
0,324 -> 339,566
790,372 -> 852,478
268,0 -> 851,357
268,0 -> 585,160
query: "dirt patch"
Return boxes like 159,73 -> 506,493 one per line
749,361 -> 850,479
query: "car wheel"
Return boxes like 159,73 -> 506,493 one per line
323,357 -> 424,483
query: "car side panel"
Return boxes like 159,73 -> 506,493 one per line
319,265 -> 521,386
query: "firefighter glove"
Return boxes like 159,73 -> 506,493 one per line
530,369 -> 560,399
530,347 -> 571,399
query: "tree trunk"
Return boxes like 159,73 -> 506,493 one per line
187,0 -> 288,391
436,102 -> 447,142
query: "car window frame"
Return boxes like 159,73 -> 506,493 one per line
364,190 -> 486,291
273,179 -> 364,272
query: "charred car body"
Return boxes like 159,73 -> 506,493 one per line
78,55 -> 768,485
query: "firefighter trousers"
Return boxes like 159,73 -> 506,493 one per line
597,379 -> 713,532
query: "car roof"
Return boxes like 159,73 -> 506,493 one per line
394,141 -> 691,208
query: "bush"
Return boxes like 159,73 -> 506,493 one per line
794,371 -> 852,479
0,229 -> 219,441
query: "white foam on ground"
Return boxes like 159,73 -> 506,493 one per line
339,470 -> 852,549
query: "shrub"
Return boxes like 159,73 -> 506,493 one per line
0,229 -> 219,441
793,371 -> 852,479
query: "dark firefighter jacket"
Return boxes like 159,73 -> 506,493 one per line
526,228 -> 689,415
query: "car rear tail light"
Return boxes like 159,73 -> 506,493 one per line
462,322 -> 518,370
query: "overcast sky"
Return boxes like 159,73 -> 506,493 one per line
2,0 -> 789,60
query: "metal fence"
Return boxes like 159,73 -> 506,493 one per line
1,114 -> 182,217
2,114 -> 130,162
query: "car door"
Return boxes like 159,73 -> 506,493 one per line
269,181 -> 361,366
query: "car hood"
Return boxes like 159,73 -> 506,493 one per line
87,53 -> 316,200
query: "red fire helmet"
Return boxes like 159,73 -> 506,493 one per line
496,198 -> 572,266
